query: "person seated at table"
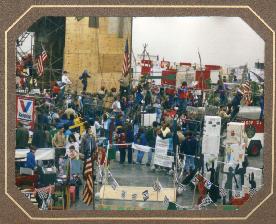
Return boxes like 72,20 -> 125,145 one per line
25,145 -> 37,170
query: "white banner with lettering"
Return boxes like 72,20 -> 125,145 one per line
153,136 -> 174,168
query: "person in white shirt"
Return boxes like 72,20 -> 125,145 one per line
65,134 -> 80,160
62,71 -> 72,86
111,96 -> 121,115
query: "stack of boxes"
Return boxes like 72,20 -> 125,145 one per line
202,116 -> 221,176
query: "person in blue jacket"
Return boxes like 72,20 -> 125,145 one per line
180,131 -> 198,174
25,145 -> 37,170
135,127 -> 148,164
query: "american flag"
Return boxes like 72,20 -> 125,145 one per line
121,190 -> 127,199
153,179 -> 162,192
82,157 -> 93,205
163,195 -> 170,207
142,190 -> 149,201
37,50 -> 48,76
249,188 -> 257,199
122,39 -> 131,77
219,187 -> 227,198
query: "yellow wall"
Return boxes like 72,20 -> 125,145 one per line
63,17 -> 132,93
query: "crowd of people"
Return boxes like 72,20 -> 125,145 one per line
16,70 -> 264,186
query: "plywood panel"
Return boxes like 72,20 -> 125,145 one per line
99,185 -> 176,202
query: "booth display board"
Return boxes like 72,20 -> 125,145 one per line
226,122 -> 246,144
203,116 -> 221,137
224,143 -> 246,164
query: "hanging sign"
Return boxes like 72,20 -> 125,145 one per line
16,96 -> 35,129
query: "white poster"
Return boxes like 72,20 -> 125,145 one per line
154,136 -> 174,168
154,154 -> 174,168
15,148 -> 55,161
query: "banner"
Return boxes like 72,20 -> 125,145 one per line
132,143 -> 151,153
15,148 -> 55,161
16,96 -> 35,129
154,154 -> 174,168
153,136 -> 174,168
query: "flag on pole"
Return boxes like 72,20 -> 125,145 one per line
122,39 -> 131,77
249,188 -> 257,199
82,157 -> 93,205
142,190 -> 149,201
163,195 -> 170,207
153,179 -> 162,192
121,190 -> 127,199
37,49 -> 48,76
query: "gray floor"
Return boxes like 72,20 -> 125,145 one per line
70,148 -> 264,211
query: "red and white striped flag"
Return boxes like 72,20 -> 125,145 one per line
122,39 -> 131,77
37,50 -> 48,76
82,157 -> 94,205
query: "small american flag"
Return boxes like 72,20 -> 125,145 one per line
142,190 -> 149,201
121,190 -> 126,199
153,180 -> 162,192
163,195 -> 170,207
122,39 -> 131,77
219,187 -> 227,198
37,50 -> 48,76
249,188 -> 257,199
111,179 -> 119,190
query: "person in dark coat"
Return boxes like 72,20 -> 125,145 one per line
135,127 -> 148,164
125,123 -> 134,164
230,90 -> 243,120
25,145 -> 37,170
80,126 -> 97,160
79,69 -> 91,92
180,131 -> 197,174
32,124 -> 46,148
16,122 -> 29,148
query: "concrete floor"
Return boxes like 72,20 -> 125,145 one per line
70,147 -> 264,211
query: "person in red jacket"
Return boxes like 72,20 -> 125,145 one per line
116,126 -> 128,164
177,81 -> 189,113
